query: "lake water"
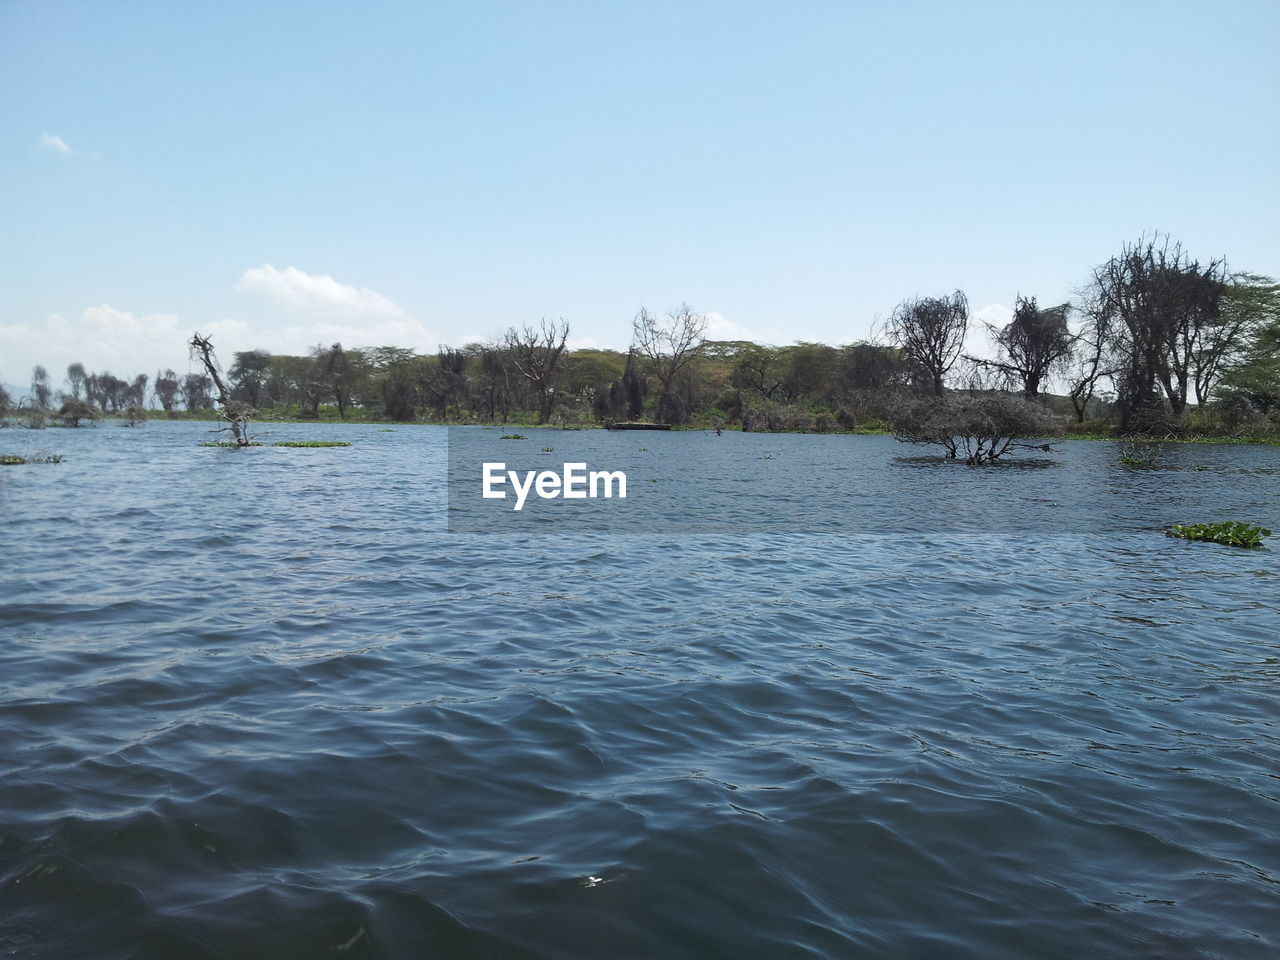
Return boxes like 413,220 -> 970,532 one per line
2,420 -> 1278,959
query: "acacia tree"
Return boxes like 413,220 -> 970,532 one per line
1087,234 -> 1227,430
969,296 -> 1074,400
181,373 -> 214,412
886,291 -> 968,396
1214,276 -> 1280,415
1192,272 -> 1277,405
155,369 -> 180,416
229,350 -> 272,407
632,304 -> 707,423
505,318 -> 569,424
66,362 -> 87,401
311,342 -> 360,418
732,344 -> 787,401
30,366 -> 51,409
128,374 -> 148,408
473,345 -> 514,421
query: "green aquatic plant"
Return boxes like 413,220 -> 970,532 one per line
1,454 -> 63,465
199,441 -> 265,447
500,434 -> 527,440
1166,522 -> 1272,548
272,441 -> 351,448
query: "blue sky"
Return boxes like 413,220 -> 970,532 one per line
2,0 -> 1277,385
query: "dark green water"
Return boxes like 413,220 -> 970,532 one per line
2,422 -> 1277,958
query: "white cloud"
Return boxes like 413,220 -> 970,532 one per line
236,265 -> 408,321
40,132 -> 73,154
0,305 -> 188,388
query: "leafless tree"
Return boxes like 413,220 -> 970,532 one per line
1086,234 -> 1227,430
57,398 -> 98,427
505,318 -> 569,424
30,366 -> 52,410
66,363 -> 87,401
190,333 -> 255,445
886,291 -> 968,396
967,296 -> 1074,399
632,304 -> 707,422
890,394 -> 1059,465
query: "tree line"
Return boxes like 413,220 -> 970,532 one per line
3,234 -> 1277,436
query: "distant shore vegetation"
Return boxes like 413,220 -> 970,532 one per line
3,235 -> 1277,443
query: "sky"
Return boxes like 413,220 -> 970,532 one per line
2,0 -> 1278,392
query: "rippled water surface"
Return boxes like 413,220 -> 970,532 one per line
2,421 -> 1278,959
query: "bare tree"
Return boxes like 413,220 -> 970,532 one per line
632,304 -> 707,422
505,318 -> 569,424
66,362 -> 87,401
128,373 -> 149,408
30,366 -> 52,410
886,291 -> 968,396
57,398 -> 98,427
967,296 -> 1074,399
1086,234 -> 1227,430
890,394 -> 1059,465
190,333 -> 255,445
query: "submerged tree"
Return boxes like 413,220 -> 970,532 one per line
58,398 -> 99,427
886,291 -> 969,396
890,394 -> 1059,465
190,333 -> 255,445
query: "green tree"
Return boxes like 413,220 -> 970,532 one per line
1215,276 -> 1280,415
229,349 -> 272,407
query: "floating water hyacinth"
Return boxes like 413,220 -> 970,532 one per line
1166,521 -> 1272,548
